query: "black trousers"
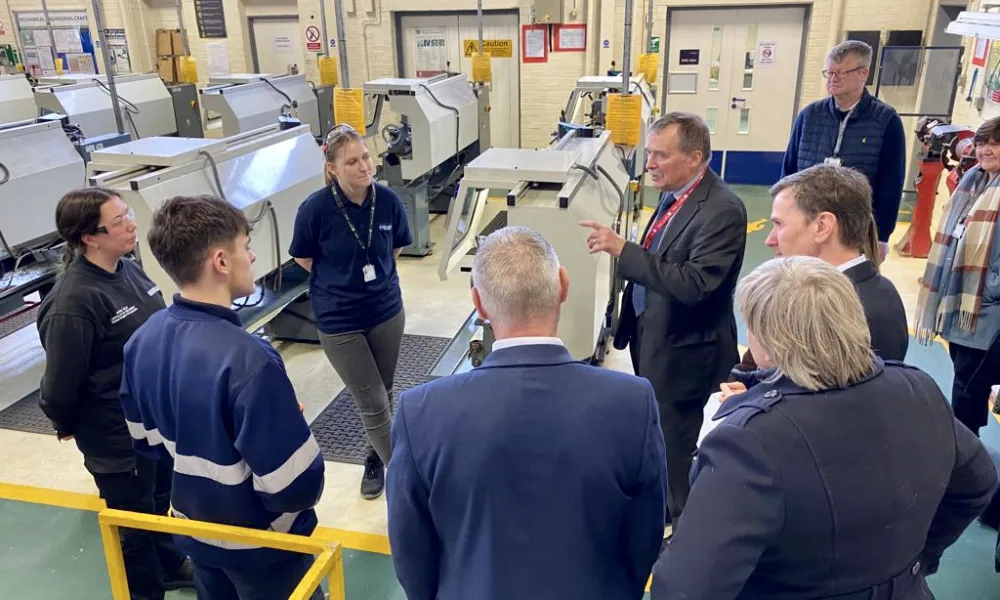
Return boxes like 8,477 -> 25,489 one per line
950,340 -> 1000,437
630,318 -> 705,523
91,454 -> 187,600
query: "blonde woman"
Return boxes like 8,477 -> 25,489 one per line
289,125 -> 412,499
651,256 -> 996,600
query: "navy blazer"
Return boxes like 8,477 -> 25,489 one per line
843,259 -> 908,361
387,343 -> 667,600
652,360 -> 997,600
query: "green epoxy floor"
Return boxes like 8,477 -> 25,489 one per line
2,186 -> 997,598
2,498 -> 998,599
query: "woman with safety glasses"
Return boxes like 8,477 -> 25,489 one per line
36,187 -> 193,600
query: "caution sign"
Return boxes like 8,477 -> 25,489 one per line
606,94 -> 642,146
463,39 -> 512,58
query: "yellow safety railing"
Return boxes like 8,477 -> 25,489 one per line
98,509 -> 345,600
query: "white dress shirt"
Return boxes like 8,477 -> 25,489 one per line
491,336 -> 565,351
837,255 -> 868,272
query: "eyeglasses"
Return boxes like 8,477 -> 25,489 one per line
95,207 -> 135,235
822,65 -> 866,80
325,123 -> 357,145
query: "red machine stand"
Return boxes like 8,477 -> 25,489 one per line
897,123 -> 975,259
898,159 -> 944,258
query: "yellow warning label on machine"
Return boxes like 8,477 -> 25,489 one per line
334,88 -> 367,136
637,53 -> 660,84
463,39 -> 512,58
471,52 -> 492,83
319,56 -> 339,87
606,94 -> 642,146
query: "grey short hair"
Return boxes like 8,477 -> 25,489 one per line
737,256 -> 876,391
828,40 -> 873,69
471,226 -> 561,325
649,112 -> 712,164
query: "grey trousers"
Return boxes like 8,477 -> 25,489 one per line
318,308 -> 405,465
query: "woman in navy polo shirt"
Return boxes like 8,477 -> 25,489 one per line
290,125 -> 412,499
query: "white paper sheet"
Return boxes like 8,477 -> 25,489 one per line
54,28 -> 83,54
698,392 -> 725,447
524,28 -> 545,59
207,41 -> 230,77
415,27 -> 447,76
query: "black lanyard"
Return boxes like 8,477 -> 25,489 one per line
332,183 -> 375,257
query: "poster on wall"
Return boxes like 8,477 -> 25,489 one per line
415,28 -> 447,77
104,29 -> 130,74
522,25 -> 547,63
973,37 -> 989,68
194,0 -> 227,39
986,39 -> 1000,105
16,10 -> 96,76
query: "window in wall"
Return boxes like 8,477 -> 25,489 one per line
743,24 -> 758,90
739,108 -> 751,134
706,107 -> 718,134
708,26 -> 723,91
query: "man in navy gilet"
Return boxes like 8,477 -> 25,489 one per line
781,40 -> 905,262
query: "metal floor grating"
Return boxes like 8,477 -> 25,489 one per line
0,305 -> 39,340
0,389 -> 54,436
310,334 -> 450,465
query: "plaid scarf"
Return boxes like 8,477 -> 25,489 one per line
915,167 -> 1000,344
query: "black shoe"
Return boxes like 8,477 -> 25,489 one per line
361,453 -> 385,500
163,557 -> 195,590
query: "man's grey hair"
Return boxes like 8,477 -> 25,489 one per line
738,256 -> 876,391
471,226 -> 561,325
649,112 -> 712,164
828,40 -> 873,69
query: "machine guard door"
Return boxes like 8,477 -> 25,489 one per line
874,45 -> 962,119
437,180 -> 491,281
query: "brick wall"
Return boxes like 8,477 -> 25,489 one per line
2,0 -> 943,149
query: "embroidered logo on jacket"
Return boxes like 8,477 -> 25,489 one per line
111,306 -> 138,325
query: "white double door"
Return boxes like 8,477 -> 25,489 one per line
399,13 -> 520,149
665,7 -> 806,181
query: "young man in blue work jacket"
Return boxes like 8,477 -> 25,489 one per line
120,195 -> 325,600
782,40 -> 906,261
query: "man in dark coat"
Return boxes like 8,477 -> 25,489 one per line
582,112 -> 747,522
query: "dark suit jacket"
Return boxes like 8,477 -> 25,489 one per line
651,361 -> 998,600
386,344 -> 667,600
615,168 -> 748,403
844,259 -> 909,361
731,258 -> 909,376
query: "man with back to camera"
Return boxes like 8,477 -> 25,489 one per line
582,112 -> 747,525
726,164 -> 909,386
119,195 -> 325,600
386,226 -> 667,600
782,40 -> 906,262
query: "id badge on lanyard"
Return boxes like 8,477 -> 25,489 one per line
825,109 -> 852,167
333,184 -> 379,283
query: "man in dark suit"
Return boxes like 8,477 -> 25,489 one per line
582,112 -> 748,522
386,226 -> 667,600
766,164 -> 908,360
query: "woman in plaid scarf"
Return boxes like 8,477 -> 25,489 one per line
915,117 -> 1000,437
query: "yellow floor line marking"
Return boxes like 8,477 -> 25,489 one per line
0,482 -> 106,512
0,482 -> 393,555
